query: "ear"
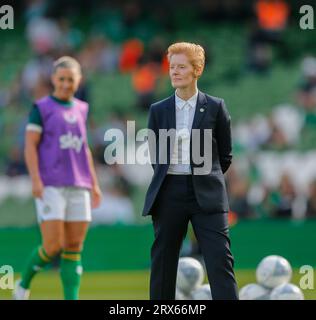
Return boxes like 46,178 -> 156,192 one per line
194,67 -> 202,79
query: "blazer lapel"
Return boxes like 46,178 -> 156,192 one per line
192,91 -> 208,129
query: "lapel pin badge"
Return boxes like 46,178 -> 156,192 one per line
200,108 -> 204,112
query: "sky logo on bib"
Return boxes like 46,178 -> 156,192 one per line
63,112 -> 78,124
59,132 -> 83,153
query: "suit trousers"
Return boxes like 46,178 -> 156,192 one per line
150,174 -> 239,300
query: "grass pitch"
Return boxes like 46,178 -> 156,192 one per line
0,269 -> 315,300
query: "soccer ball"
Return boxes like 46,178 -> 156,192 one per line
239,283 -> 271,300
191,284 -> 212,300
256,255 -> 292,289
176,257 -> 204,294
270,283 -> 304,300
175,288 -> 191,300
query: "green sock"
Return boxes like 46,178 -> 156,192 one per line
20,246 -> 52,289
60,251 -> 83,300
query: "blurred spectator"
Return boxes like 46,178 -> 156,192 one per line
24,0 -> 48,23
247,41 -> 273,73
56,17 -> 83,54
95,163 -> 133,198
227,167 -> 254,219
263,117 -> 292,150
78,35 -> 120,74
20,55 -> 53,101
297,84 -> 316,115
297,87 -> 316,144
78,35 -> 107,73
234,107 -> 303,152
234,101 -> 307,151
91,164 -> 135,225
5,146 -> 27,177
119,39 -> 144,73
132,59 -> 160,111
131,37 -> 169,110
233,115 -> 271,151
122,2 -> 142,30
91,180 -> 135,225
247,0 -> 290,72
267,173 -> 298,218
26,17 -> 61,55
300,56 -> 316,89
255,0 -> 289,35
305,180 -> 316,218
297,57 -> 316,130
98,39 -> 120,73
147,37 -> 167,68
271,105 -> 304,145
91,111 -> 127,165
31,74 -> 51,100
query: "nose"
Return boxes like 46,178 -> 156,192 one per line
63,81 -> 72,89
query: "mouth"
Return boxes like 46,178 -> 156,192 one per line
59,91 -> 73,98
61,90 -> 72,95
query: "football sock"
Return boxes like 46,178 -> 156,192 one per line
20,246 -> 52,289
60,250 -> 83,300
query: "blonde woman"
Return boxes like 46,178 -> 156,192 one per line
14,56 -> 101,300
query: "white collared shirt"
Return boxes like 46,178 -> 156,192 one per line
167,90 -> 198,175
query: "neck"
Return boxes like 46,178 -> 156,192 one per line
176,85 -> 198,101
52,92 -> 73,102
51,94 -> 74,106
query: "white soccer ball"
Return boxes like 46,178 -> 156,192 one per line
256,255 -> 292,289
270,283 -> 304,300
176,257 -> 204,294
191,284 -> 212,300
239,283 -> 271,300
175,288 -> 191,300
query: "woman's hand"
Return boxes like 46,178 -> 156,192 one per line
32,177 -> 44,198
91,185 -> 102,209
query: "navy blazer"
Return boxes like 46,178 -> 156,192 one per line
142,91 -> 232,216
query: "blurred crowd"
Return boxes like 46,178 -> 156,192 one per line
228,52 -> 316,221
1,0 -> 316,223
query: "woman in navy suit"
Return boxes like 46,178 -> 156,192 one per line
143,42 -> 239,300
